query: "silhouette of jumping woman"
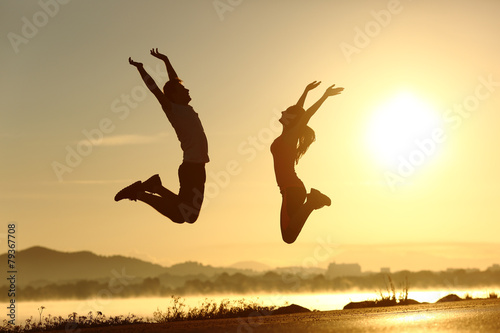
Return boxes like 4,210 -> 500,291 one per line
271,81 -> 343,243
115,49 -> 209,224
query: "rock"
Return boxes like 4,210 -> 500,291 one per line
343,298 -> 421,309
437,294 -> 463,303
271,304 -> 311,315
343,300 -> 377,310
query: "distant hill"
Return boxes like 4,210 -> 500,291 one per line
2,247 -> 500,302
1,246 -> 168,286
167,261 -> 259,277
230,261 -> 272,272
0,247 -> 262,287
0,246 -> 333,289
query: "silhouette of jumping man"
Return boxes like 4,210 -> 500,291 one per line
115,49 -> 209,224
271,81 -> 343,243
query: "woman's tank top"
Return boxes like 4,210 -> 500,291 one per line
271,135 -> 303,189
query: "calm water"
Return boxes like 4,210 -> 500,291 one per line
11,289 -> 499,325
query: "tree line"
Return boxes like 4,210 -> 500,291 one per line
2,269 -> 499,301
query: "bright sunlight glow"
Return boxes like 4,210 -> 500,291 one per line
366,91 -> 442,167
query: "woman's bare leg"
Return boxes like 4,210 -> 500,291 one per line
280,187 -> 331,244
281,200 -> 315,244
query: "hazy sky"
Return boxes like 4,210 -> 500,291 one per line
2,0 -> 500,272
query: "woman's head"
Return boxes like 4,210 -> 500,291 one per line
279,105 -> 305,127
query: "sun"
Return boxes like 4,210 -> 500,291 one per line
366,91 -> 442,167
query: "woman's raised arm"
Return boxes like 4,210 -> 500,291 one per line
296,81 -> 321,108
301,84 -> 344,125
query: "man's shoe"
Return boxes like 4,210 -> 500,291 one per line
114,181 -> 142,201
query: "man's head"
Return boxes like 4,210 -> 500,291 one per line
163,78 -> 191,105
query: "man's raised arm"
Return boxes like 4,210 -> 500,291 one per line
129,57 -> 167,105
150,48 -> 179,81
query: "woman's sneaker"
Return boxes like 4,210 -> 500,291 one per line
308,188 -> 331,209
142,174 -> 162,192
114,181 -> 143,201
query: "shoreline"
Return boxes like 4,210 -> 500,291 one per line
7,293 -> 499,332
40,298 -> 500,333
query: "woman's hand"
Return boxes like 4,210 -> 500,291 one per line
323,84 -> 344,97
129,57 -> 143,68
305,81 -> 321,91
150,48 -> 168,61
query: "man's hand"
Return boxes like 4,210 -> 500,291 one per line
323,84 -> 344,97
129,57 -> 143,68
150,48 -> 178,80
150,48 -> 168,61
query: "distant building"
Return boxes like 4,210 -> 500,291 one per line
326,262 -> 361,278
487,264 -> 500,272
380,267 -> 391,274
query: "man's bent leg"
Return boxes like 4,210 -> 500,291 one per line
136,192 -> 185,223
178,162 -> 206,223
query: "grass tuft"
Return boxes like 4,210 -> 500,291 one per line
153,295 -> 277,323
1,296 -> 278,332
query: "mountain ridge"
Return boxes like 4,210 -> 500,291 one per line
0,246 -> 267,287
